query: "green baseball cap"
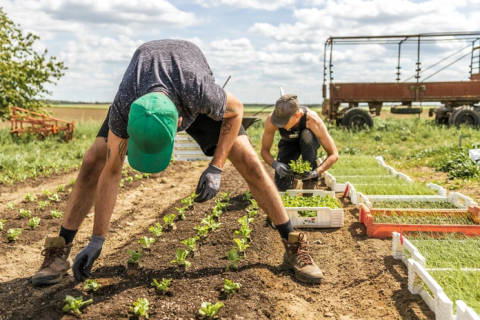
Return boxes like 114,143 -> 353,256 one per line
127,92 -> 178,173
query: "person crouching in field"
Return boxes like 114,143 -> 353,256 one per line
261,94 -> 339,191
32,39 -> 325,287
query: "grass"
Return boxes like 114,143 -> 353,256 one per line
335,175 -> 408,184
372,211 -> 476,225
328,155 -> 382,169
372,201 -> 459,209
353,183 -> 437,195
328,166 -> 389,176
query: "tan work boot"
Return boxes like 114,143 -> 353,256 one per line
32,237 -> 73,286
282,232 -> 324,284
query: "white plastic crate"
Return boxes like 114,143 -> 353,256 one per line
326,172 -> 412,193
173,133 -> 212,161
279,190 -> 344,228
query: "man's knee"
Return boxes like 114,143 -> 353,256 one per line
81,140 -> 107,174
300,129 -> 316,144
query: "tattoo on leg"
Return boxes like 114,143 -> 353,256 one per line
104,138 -> 108,143
221,121 -> 232,136
118,139 -> 128,164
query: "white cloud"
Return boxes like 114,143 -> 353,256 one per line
194,0 -> 295,11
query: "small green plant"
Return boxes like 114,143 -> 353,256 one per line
48,193 -> 60,202
126,176 -> 133,183
62,295 -> 93,314
201,217 -> 222,231
19,208 -> 32,218
181,236 -> 200,252
43,189 -> 53,197
69,178 -> 76,186
175,207 -> 187,220
233,238 -> 250,254
135,174 -> 143,180
215,198 -> 228,210
181,196 -> 194,207
289,159 -> 312,174
249,199 -> 258,210
84,279 -> 101,292
127,249 -> 143,264
38,200 -> 50,210
6,228 -> 22,241
24,192 -> 37,202
226,248 -> 242,271
195,225 -> 209,238
57,184 -> 65,192
148,223 -> 163,237
68,187 -> 72,194
0,219 -> 6,231
143,173 -> 151,179
122,169 -> 128,177
6,202 -> 14,210
151,278 -> 172,294
234,225 -> 252,241
211,206 -> 223,218
238,216 -> 254,226
247,208 -> 258,218
198,302 -> 224,318
244,191 -> 253,200
28,217 -> 41,229
119,179 -> 125,188
50,209 -> 64,218
138,236 -> 155,248
170,248 -> 191,268
222,279 -> 241,294
220,192 -> 230,202
163,214 -> 176,228
130,298 -> 149,319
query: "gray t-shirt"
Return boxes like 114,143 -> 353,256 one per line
108,39 -> 227,139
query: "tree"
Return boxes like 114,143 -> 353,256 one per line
0,8 -> 66,120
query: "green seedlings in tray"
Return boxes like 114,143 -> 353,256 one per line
373,201 -> 458,209
148,223 -> 163,237
353,183 -> 437,196
249,199 -> 258,210
289,159 -> 312,174
195,225 -> 209,238
175,207 -> 187,220
201,217 -> 221,231
138,236 -> 155,248
48,193 -> 60,202
163,214 -> 176,230
135,174 -> 143,180
43,189 -> 53,197
222,279 -> 241,294
372,211 -> 477,225
233,238 -> 250,255
28,217 -> 41,229
126,176 -> 133,183
281,194 -> 340,210
171,248 -> 191,269
0,220 -> 6,231
24,192 -> 37,202
130,298 -> 149,319
57,185 -> 65,192
226,248 -> 242,271
181,236 -> 200,253
151,278 -> 172,294
244,191 -> 253,200
19,208 -> 32,218
38,200 -> 50,210
7,228 -> 22,241
127,250 -> 143,264
62,295 -> 93,315
84,279 -> 101,292
6,202 -> 14,210
198,302 -> 224,318
50,209 -> 64,218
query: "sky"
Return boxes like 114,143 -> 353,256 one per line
3,0 -> 480,104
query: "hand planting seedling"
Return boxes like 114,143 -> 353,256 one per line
38,200 -> 50,210
195,225 -> 209,238
289,159 -> 312,174
222,279 -> 241,294
148,223 -> 163,237
48,193 -> 60,202
6,228 -> 22,241
130,298 -> 149,319
201,217 -> 221,231
24,192 -> 37,202
84,279 -> 101,292
171,248 -> 191,269
43,189 -> 53,197
57,184 -> 65,192
6,202 -> 14,210
135,174 -> 143,180
126,176 -> 133,183
50,209 -> 64,218
19,208 -> 32,218
175,207 -> 187,220
233,238 -> 250,255
0,220 -> 6,231
62,295 -> 93,315
151,278 -> 172,294
226,248 -> 242,271
138,236 -> 155,251
163,214 -> 176,230
28,217 -> 40,229
198,302 -> 224,318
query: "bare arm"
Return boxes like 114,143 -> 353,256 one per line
211,91 -> 244,169
307,111 -> 339,174
92,130 -> 127,237
260,114 -> 278,166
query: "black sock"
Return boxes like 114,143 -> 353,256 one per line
275,220 -> 294,240
59,226 -> 78,245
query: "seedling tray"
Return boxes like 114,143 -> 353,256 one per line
279,190 -> 344,228
325,172 -> 412,192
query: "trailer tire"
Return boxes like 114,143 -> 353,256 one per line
448,107 -> 463,125
342,108 -> 374,128
450,106 -> 480,126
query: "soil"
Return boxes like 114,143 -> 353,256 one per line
0,161 -> 434,320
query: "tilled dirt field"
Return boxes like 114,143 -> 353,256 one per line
0,161 -> 434,320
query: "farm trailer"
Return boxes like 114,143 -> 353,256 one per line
322,32 -> 480,127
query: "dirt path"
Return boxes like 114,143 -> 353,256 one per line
0,163 -> 434,319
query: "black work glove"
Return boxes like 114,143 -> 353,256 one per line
72,235 -> 105,281
195,163 -> 222,203
272,160 -> 292,178
294,170 -> 319,181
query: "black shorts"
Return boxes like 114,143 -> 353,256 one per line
97,110 -> 247,156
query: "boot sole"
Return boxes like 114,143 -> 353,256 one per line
282,262 -> 323,284
32,270 -> 69,286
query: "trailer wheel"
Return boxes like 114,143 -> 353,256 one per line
342,108 -> 374,128
450,106 -> 480,126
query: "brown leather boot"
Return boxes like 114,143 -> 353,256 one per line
32,237 -> 73,286
282,232 -> 324,284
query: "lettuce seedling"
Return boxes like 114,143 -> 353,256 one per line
249,199 -> 258,210
62,295 -> 93,315
220,192 -> 230,202
19,208 -> 32,218
48,193 -> 60,202
138,236 -> 155,248
69,178 -> 76,186
244,191 -> 253,200
181,236 -> 200,252
170,248 -> 191,268
246,208 -> 258,218
195,225 -> 209,238
163,214 -> 176,229
151,278 -> 172,294
211,207 -> 223,218
127,249 -> 143,264
181,196 -> 194,207
148,223 -> 162,237
215,198 -> 228,210
234,225 -> 252,241
130,298 -> 149,319
233,238 -> 250,254
0,220 -> 6,231
38,200 -> 50,210
119,179 -> 125,188
201,217 -> 221,231
122,169 -> 128,177
289,159 -> 312,174
135,174 -> 143,180
6,202 -> 14,210
28,217 -> 41,229
238,216 -> 254,226
6,228 -> 22,241
43,189 -> 53,197
143,173 -> 151,179
222,279 -> 241,294
50,209 -> 64,218
226,248 -> 242,271
24,192 -> 37,202
175,207 -> 187,220
84,279 -> 101,292
57,185 -> 65,192
126,176 -> 133,183
198,302 -> 224,318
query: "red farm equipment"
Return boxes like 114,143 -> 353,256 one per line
10,107 -> 75,142
322,32 -> 480,127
